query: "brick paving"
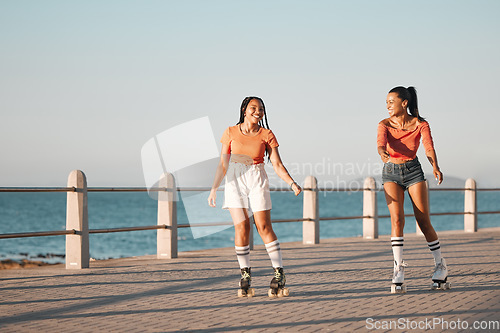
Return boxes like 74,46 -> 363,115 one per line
1,228 -> 499,332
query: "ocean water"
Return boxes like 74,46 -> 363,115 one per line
0,190 -> 499,263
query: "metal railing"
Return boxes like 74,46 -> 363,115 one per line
1,170 -> 499,269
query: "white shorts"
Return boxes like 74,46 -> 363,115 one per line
223,162 -> 272,212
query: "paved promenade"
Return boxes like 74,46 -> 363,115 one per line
1,229 -> 500,332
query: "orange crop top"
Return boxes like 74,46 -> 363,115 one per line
221,125 -> 279,164
377,121 -> 435,161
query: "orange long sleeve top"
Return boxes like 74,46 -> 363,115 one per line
221,125 -> 279,164
377,121 -> 435,161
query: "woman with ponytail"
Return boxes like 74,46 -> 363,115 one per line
208,96 -> 301,297
377,86 -> 450,293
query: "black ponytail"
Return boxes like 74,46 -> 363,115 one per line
389,86 -> 425,121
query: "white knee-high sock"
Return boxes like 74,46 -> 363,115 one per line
391,237 -> 404,265
265,240 -> 283,268
235,245 -> 250,269
428,239 -> 442,264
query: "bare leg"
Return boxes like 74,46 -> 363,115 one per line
254,209 -> 287,295
229,208 -> 251,246
253,210 -> 277,244
229,208 -> 254,296
385,182 -> 408,292
384,182 -> 406,237
407,181 -> 438,242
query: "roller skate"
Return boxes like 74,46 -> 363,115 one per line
391,261 -> 408,294
431,258 -> 451,290
268,267 -> 289,297
237,267 -> 254,297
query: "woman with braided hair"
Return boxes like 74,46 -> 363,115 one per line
378,86 -> 450,293
208,96 -> 302,297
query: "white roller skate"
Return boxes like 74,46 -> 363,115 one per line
391,261 -> 408,294
268,267 -> 289,297
431,258 -> 451,290
237,267 -> 255,297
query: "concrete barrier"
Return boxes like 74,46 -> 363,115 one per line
157,173 -> 178,259
65,170 -> 89,269
363,177 -> 378,239
53,173 -> 492,269
303,175 -> 319,244
465,178 -> 477,232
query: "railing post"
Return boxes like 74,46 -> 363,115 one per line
415,180 -> 430,236
249,215 -> 254,250
464,178 -> 477,232
65,170 -> 89,269
303,176 -> 319,244
363,177 -> 378,239
157,173 -> 178,259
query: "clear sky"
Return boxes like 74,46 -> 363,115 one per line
1,0 -> 499,187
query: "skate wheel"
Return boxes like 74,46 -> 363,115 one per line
268,288 -> 277,298
281,287 -> 290,297
431,281 -> 451,290
238,288 -> 255,297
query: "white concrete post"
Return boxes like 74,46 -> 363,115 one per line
65,170 -> 89,269
415,180 -> 430,236
303,176 -> 319,245
363,177 -> 378,239
249,215 -> 254,251
157,173 -> 178,259
464,178 -> 477,232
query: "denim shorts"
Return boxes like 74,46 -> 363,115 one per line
382,157 -> 426,191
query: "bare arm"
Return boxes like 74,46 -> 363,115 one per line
377,122 -> 390,163
378,146 -> 390,163
268,147 -> 302,196
426,149 -> 443,185
208,144 -> 230,207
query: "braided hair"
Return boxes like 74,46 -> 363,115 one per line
389,86 -> 425,121
236,96 -> 270,129
236,96 -> 272,161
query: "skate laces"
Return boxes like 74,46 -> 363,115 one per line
393,261 -> 408,276
434,261 -> 446,273
274,268 -> 284,281
241,271 -> 251,280
396,261 -> 408,270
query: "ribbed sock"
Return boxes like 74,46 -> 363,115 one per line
265,240 -> 283,268
235,245 -> 250,269
428,239 -> 442,264
391,237 -> 404,265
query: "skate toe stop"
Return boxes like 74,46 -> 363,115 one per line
391,284 -> 407,294
431,281 -> 451,290
268,286 -> 289,298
